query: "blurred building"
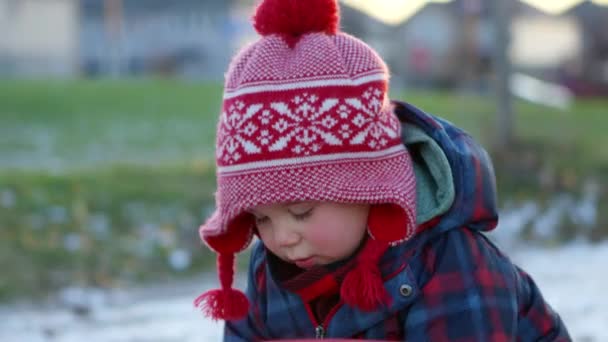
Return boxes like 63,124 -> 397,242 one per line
340,2 -> 459,89
510,2 -> 583,72
340,0 -> 607,91
395,1 -> 463,88
79,0 -> 251,79
1,0 -> 607,88
341,0 -> 478,89
0,0 -> 79,77
564,2 -> 608,94
0,0 -> 254,78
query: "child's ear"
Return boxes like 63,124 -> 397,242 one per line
367,204 -> 410,244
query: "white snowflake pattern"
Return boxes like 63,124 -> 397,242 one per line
337,104 -> 352,119
352,113 -> 367,128
217,88 -> 399,162
321,116 -> 338,129
272,118 -> 291,133
256,129 -> 274,146
242,122 -> 258,137
338,124 -> 352,139
344,87 -> 399,150
217,101 -> 263,164
267,93 -> 343,155
260,109 -> 273,125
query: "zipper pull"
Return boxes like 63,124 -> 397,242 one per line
315,325 -> 326,339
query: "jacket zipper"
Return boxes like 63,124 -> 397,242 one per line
308,248 -> 414,339
315,325 -> 326,339
313,303 -> 342,339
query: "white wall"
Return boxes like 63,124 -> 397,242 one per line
0,0 -> 78,76
511,16 -> 582,68
397,5 -> 460,80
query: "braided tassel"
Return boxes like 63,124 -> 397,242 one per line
340,239 -> 391,311
194,253 -> 249,321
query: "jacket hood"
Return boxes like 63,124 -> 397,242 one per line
396,100 -> 499,237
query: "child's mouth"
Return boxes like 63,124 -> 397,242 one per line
293,257 -> 316,269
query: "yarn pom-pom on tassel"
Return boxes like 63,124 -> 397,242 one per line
340,262 -> 392,312
194,288 -> 250,321
341,237 -> 392,312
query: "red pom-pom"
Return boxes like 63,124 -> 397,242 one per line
253,0 -> 340,38
194,288 -> 250,321
340,263 -> 392,312
340,239 -> 392,312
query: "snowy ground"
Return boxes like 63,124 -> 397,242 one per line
1,242 -> 606,342
0,279 -> 226,342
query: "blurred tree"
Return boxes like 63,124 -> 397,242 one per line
490,0 -> 514,150
103,0 -> 123,77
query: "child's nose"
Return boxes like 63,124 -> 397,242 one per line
274,227 -> 300,248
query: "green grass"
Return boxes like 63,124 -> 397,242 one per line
0,79 -> 223,171
0,163 -> 218,300
0,78 -> 222,118
392,89 -> 608,172
1,79 -> 607,301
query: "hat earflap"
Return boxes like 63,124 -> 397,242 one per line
367,203 -> 410,244
194,214 -> 253,321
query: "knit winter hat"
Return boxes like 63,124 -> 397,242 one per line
196,0 -> 417,321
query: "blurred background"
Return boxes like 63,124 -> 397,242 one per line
1,0 -> 607,341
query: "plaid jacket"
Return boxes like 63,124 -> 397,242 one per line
224,101 -> 570,341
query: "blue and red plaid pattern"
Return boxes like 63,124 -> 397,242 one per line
223,101 -> 570,341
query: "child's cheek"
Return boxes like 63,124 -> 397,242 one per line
304,222 -> 344,251
257,229 -> 278,252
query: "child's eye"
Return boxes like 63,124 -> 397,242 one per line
254,216 -> 270,225
292,209 -> 313,221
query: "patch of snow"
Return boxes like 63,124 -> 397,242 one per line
509,242 -> 608,342
0,244 -> 606,341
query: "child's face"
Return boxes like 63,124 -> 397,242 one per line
249,202 -> 370,269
